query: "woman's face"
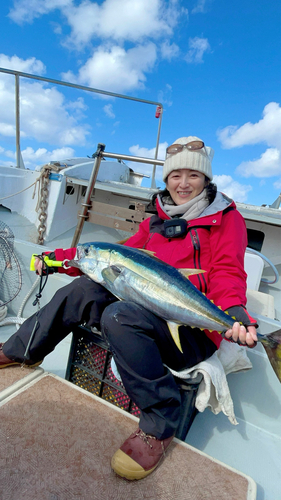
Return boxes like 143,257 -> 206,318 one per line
166,169 -> 206,205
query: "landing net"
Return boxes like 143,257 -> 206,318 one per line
0,221 -> 22,306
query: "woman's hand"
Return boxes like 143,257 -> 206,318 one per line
224,322 -> 258,347
34,257 -> 46,275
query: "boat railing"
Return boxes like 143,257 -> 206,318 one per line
0,66 -> 164,189
71,142 -> 164,247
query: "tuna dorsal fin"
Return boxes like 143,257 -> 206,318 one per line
179,268 -> 205,279
138,249 -> 157,257
167,321 -> 183,353
116,239 -> 157,257
116,237 -> 131,245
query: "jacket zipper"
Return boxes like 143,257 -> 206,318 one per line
143,233 -> 154,249
190,228 -> 207,293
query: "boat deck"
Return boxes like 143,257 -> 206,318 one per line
0,371 -> 256,500
0,209 -> 280,499
0,364 -> 43,401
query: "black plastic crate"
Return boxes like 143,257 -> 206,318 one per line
65,326 -> 140,417
66,325 -> 202,440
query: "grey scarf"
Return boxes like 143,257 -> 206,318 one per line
162,189 -> 210,221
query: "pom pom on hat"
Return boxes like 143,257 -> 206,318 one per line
163,136 -> 214,182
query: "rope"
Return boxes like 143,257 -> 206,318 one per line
0,316 -> 25,326
0,179 -> 38,201
0,277 -> 40,330
0,166 -> 50,204
0,301 -> 8,321
0,163 -> 64,203
0,163 -> 66,245
17,276 -> 40,319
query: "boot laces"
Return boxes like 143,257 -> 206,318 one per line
137,429 -> 157,449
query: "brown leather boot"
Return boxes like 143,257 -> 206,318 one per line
0,343 -> 42,369
111,427 -> 174,480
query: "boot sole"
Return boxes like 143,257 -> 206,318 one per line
0,360 -> 43,369
111,449 -> 159,480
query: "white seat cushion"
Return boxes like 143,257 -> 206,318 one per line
244,253 -> 264,291
246,289 -> 275,319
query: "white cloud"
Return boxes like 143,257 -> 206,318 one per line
23,146 -> 76,167
63,0 -> 179,49
0,55 -> 90,147
8,0 -> 71,24
3,149 -> 21,160
0,53 -> 46,75
9,0 -> 181,46
0,123 -> 17,137
191,0 -> 209,14
185,36 -> 210,63
218,102 -> 281,149
213,174 -> 252,203
128,142 -> 167,181
7,1 -> 187,95
129,142 -> 167,161
52,22 -> 63,34
217,102 -> 281,178
63,43 -> 157,93
0,145 -> 75,169
103,104 -> 115,118
236,148 -> 281,178
160,41 -> 180,61
158,84 -> 173,107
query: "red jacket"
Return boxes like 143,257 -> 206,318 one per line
54,192 -> 253,348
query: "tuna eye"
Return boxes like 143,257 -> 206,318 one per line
111,265 -> 121,274
84,247 -> 89,255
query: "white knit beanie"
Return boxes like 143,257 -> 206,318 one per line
163,136 -> 214,182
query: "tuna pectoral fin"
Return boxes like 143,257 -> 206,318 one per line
167,321 -> 183,353
100,266 -> 124,300
101,265 -> 122,284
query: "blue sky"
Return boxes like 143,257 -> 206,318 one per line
0,0 -> 281,206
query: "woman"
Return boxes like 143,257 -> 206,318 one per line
0,136 -> 258,481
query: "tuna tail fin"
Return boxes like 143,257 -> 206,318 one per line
260,329 -> 281,383
167,321 -> 183,353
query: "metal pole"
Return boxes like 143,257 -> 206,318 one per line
151,106 -> 164,188
101,151 -> 164,166
15,74 -> 20,168
71,143 -> 106,248
0,67 -> 162,108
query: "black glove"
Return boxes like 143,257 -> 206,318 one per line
36,252 -> 58,275
224,306 -> 258,348
226,305 -> 258,328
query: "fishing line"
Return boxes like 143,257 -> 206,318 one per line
23,255 -> 50,362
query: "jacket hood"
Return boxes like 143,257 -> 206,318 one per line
199,191 -> 235,217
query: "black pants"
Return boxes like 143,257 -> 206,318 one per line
3,275 -> 216,439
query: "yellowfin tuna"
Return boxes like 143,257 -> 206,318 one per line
70,242 -> 235,351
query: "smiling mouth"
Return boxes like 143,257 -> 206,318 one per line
178,191 -> 192,196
